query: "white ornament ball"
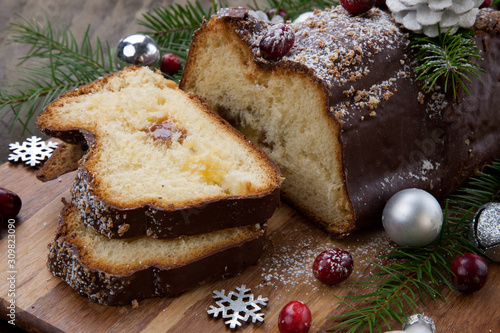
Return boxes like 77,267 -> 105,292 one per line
385,313 -> 435,333
293,12 -> 314,24
382,189 -> 443,247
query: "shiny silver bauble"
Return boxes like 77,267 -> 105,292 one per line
470,202 -> 500,262
116,34 -> 160,67
382,189 -> 443,247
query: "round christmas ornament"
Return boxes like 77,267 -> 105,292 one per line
470,202 -> 500,262
385,313 -> 436,333
116,34 -> 160,67
382,188 -> 443,247
386,0 -> 483,37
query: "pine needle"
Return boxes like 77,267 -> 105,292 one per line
138,0 -> 219,49
0,15 -> 117,134
411,27 -> 485,99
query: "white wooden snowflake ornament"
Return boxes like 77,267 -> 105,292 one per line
8,136 -> 58,167
207,285 -> 268,329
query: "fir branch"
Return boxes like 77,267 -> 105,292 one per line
138,1 -> 220,63
0,15 -> 117,133
329,159 -> 500,332
139,0 -> 220,39
411,27 -> 485,99
137,0 -> 224,81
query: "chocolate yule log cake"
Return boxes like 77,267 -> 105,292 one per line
180,6 -> 500,237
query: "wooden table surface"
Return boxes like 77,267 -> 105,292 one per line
1,1 -> 499,332
0,163 -> 499,333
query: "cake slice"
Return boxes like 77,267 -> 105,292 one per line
180,7 -> 500,237
36,143 -> 87,182
37,66 -> 282,239
48,203 -> 265,306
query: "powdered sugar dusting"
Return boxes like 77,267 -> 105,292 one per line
286,7 -> 407,88
235,6 -> 426,120
253,231 -> 392,293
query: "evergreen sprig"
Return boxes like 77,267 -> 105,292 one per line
411,28 -> 485,99
138,1 -> 219,55
0,15 -> 117,133
137,0 -> 223,83
329,159 -> 500,332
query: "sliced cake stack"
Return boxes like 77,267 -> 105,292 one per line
37,66 -> 282,306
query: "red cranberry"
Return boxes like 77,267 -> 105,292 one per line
480,0 -> 492,8
451,253 -> 488,293
278,301 -> 312,333
160,53 -> 182,76
259,23 -> 295,60
266,8 -> 288,21
313,248 -> 353,285
340,0 -> 376,14
0,188 -> 22,219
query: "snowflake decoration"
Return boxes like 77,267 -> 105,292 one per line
8,136 -> 58,167
207,285 -> 268,329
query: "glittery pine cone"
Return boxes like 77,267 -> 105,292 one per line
387,0 -> 483,37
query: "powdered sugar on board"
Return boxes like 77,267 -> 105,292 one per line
253,225 -> 392,295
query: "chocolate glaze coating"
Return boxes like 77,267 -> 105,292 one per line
182,7 -> 500,236
47,203 -> 266,306
72,166 -> 280,239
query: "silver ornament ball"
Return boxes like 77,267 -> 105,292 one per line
470,202 -> 500,262
385,313 -> 435,333
116,34 -> 160,67
382,189 -> 443,247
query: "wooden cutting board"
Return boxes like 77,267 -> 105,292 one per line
0,161 -> 499,332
